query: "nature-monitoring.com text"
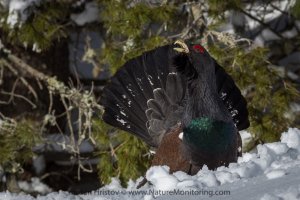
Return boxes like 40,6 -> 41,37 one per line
87,189 -> 231,197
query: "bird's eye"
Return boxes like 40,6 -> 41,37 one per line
193,44 -> 205,54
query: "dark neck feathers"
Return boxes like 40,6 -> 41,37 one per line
172,52 -> 232,127
182,72 -> 232,128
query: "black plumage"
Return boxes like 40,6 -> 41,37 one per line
100,40 -> 249,174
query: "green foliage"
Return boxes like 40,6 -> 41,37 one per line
292,0 -> 300,19
93,119 -> 151,186
208,0 -> 242,17
100,1 -> 173,37
0,119 -> 40,173
0,2 -> 68,51
98,0 -> 176,72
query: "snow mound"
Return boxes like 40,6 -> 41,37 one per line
1,128 -> 300,200
143,128 -> 300,190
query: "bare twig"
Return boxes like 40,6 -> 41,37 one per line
2,51 -> 102,179
61,97 -> 76,148
6,54 -> 47,80
0,65 -> 3,85
0,91 -> 37,108
5,78 -> 20,104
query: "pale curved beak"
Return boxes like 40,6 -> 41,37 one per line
174,40 -> 189,54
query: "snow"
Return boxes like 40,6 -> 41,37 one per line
4,0 -> 41,27
18,178 -> 52,195
265,169 -> 286,180
246,0 -> 296,30
32,43 -> 41,53
2,0 -> 99,27
281,128 -> 300,152
282,28 -> 298,39
146,166 -> 179,191
240,130 -> 253,145
1,128 -> 300,200
70,2 -> 100,26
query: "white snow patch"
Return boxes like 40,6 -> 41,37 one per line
281,128 -> 300,152
32,43 -> 41,53
5,0 -> 41,27
70,2 -> 99,26
197,168 -> 220,187
265,170 -> 286,180
261,184 -> 300,200
18,177 -> 52,195
146,166 -> 178,191
246,0 -> 296,30
282,28 -> 298,39
240,130 -> 253,146
261,29 -> 281,41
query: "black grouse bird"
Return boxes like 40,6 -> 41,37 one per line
100,40 -> 249,175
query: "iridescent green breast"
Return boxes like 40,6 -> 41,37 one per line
183,117 -> 236,153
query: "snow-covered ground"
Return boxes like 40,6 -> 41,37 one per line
1,128 -> 300,200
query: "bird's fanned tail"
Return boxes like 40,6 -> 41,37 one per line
100,45 -> 179,147
100,44 -> 249,148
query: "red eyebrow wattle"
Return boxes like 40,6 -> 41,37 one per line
193,44 -> 205,53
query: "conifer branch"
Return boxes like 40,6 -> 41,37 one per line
2,60 -> 38,101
